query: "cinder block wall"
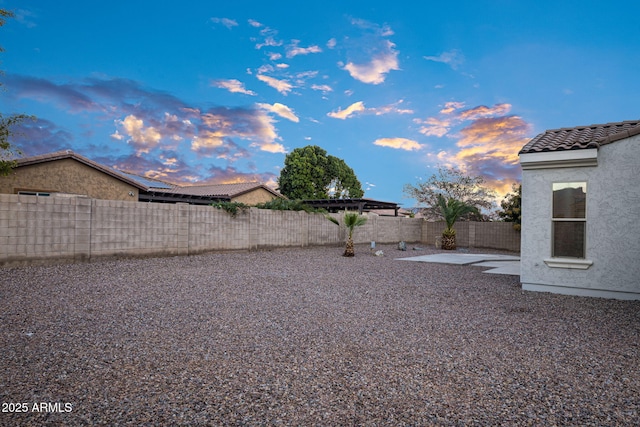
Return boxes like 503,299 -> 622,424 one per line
0,194 -> 519,266
0,194 -> 88,264
422,220 -> 520,251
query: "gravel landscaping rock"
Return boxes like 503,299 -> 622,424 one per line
1,244 -> 638,426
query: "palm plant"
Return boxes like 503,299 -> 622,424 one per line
326,211 -> 368,257
436,194 -> 479,250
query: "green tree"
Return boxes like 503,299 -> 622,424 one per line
403,165 -> 496,220
326,211 -> 368,257
277,145 -> 364,199
437,194 -> 479,250
1,8 -> 31,176
498,183 -> 521,231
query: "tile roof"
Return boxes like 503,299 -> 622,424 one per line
519,120 -> 640,154
118,171 -> 175,190
16,150 -> 149,190
14,150 -> 283,199
154,182 -> 282,198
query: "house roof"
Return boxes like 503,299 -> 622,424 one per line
519,120 -> 640,154
16,150 -> 149,190
13,150 -> 283,202
152,181 -> 284,199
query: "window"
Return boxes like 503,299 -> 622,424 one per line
17,191 -> 50,197
552,182 -> 586,258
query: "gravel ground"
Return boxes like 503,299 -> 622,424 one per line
1,244 -> 639,426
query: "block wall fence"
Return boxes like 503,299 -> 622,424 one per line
0,194 -> 520,266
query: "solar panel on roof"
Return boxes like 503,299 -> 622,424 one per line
118,171 -> 173,189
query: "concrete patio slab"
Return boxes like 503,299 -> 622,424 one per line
396,253 -> 521,276
473,261 -> 521,276
396,253 -> 520,265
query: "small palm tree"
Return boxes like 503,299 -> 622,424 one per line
326,211 -> 368,257
436,194 -> 479,250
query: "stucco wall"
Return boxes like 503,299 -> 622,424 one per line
521,135 -> 640,299
231,188 -> 280,205
0,158 -> 139,201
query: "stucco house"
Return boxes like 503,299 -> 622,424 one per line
0,150 -> 284,205
518,120 -> 640,300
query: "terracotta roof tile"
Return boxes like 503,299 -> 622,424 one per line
519,120 -> 640,154
15,151 -> 283,199
16,150 -> 148,190
157,182 -> 280,198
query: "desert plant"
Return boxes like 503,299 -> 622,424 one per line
436,194 -> 479,250
326,211 -> 367,257
210,201 -> 249,217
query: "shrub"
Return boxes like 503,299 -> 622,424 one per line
210,201 -> 250,217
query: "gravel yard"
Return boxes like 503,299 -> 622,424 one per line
1,244 -> 639,426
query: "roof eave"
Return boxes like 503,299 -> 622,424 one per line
519,148 -> 598,170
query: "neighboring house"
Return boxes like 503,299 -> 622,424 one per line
519,120 -> 640,300
302,198 -> 400,216
0,150 -> 284,205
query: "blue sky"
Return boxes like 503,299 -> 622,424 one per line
1,1 -> 639,207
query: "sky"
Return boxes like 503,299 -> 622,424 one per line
1,1 -> 639,208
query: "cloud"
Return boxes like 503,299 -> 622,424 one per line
116,115 -> 163,154
341,19 -> 400,84
457,103 -> 512,121
4,75 -> 100,113
424,49 -> 465,70
13,9 -> 37,28
256,74 -> 293,95
210,79 -> 256,95
257,102 -> 299,122
197,107 -> 286,154
343,41 -> 400,84
414,117 -> 454,137
420,103 -> 532,197
6,74 -> 287,184
286,40 -> 322,58
255,36 -> 282,49
439,101 -> 465,114
311,84 -> 333,93
373,137 -> 423,151
350,18 -> 394,37
326,38 -> 337,49
327,101 -> 366,119
328,100 -> 411,119
11,118 -> 73,156
415,102 -> 514,138
210,17 -> 238,29
369,99 -> 413,115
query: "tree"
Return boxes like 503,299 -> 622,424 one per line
403,166 -> 496,220
326,211 -> 368,257
277,145 -> 364,199
498,183 -> 521,231
1,8 -> 31,176
0,114 -> 29,175
437,195 -> 479,250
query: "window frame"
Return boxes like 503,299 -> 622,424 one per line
551,182 -> 587,259
544,181 -> 593,269
17,191 -> 51,197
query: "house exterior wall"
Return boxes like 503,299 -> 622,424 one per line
231,188 -> 281,205
0,159 -> 139,201
520,135 -> 640,299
